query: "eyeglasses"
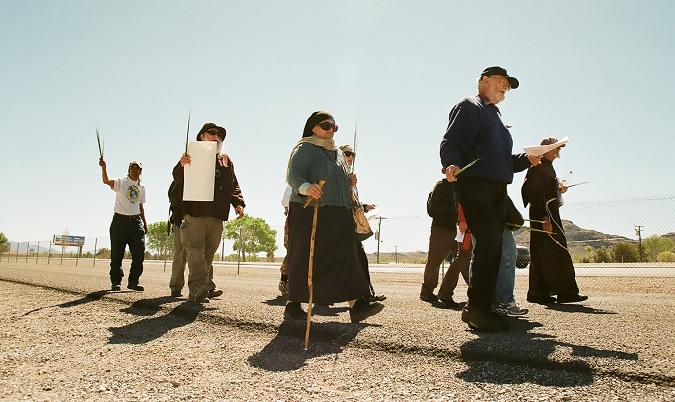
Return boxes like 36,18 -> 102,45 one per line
318,122 -> 338,132
343,151 -> 354,157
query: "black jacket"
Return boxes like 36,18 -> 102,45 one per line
172,155 -> 245,222
427,179 -> 457,229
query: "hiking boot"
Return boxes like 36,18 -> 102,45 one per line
435,297 -> 463,310
283,302 -> 307,320
349,299 -> 385,323
208,289 -> 223,298
127,284 -> 144,291
111,284 -> 121,291
527,294 -> 557,305
556,294 -> 589,304
461,305 -> 505,332
189,290 -> 210,304
495,302 -> 528,316
420,292 -> 438,303
363,294 -> 387,303
170,290 -> 183,297
278,280 -> 288,297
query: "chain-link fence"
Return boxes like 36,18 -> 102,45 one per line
1,196 -> 674,274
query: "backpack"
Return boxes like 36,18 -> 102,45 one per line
167,180 -> 184,235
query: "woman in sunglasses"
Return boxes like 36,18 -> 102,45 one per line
284,111 -> 384,323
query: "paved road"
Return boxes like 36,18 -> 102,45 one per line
1,261 -> 674,400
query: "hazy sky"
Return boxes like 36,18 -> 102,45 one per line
1,1 -> 673,253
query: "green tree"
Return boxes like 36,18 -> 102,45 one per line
592,246 -> 611,263
223,215 -> 277,262
656,251 -> 675,262
0,232 -> 9,253
96,248 -> 111,258
643,235 -> 674,262
611,242 -> 639,263
146,221 -> 176,258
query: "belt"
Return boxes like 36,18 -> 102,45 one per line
114,213 -> 140,219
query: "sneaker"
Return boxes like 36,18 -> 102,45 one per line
434,297 -> 463,310
461,305 -> 505,332
278,280 -> 288,297
283,302 -> 307,320
495,302 -> 528,316
170,290 -> 183,297
127,284 -> 145,291
420,292 -> 438,303
349,299 -> 385,323
111,284 -> 121,291
208,289 -> 223,298
556,294 -> 589,304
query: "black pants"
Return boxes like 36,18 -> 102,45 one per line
456,178 -> 507,311
109,213 -> 145,286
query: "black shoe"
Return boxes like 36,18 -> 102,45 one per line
556,294 -> 589,304
461,306 -> 505,332
527,294 -> 557,305
284,302 -> 307,320
111,284 -> 121,291
208,289 -> 223,298
434,297 -> 463,310
420,292 -> 438,303
127,284 -> 144,291
350,300 -> 385,323
189,291 -> 210,304
170,290 -> 183,297
363,294 -> 387,303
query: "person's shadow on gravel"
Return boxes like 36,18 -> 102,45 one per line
120,296 -> 179,316
108,302 -> 211,345
57,290 -> 109,309
248,320 -> 379,372
544,304 -> 617,314
456,318 -> 637,386
261,296 -> 287,306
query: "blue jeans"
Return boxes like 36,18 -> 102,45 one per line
495,228 -> 517,304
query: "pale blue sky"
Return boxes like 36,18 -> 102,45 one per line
1,1 -> 673,252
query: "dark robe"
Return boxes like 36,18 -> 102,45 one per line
286,202 -> 371,304
521,159 -> 580,297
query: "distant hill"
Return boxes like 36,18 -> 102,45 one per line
366,219 -> 640,264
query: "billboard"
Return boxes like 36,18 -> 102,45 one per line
53,235 -> 85,247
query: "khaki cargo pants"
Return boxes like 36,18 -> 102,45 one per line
180,215 -> 223,301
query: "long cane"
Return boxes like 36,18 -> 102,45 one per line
304,179 -> 326,350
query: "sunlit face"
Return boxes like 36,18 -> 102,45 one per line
344,153 -> 354,167
128,164 -> 142,181
201,131 -> 222,142
312,119 -> 338,139
478,74 -> 511,105
543,146 -> 562,161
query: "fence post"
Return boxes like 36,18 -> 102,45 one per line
93,237 -> 98,268
25,242 -> 30,263
48,240 -> 52,264
15,242 -> 19,262
36,241 -> 40,264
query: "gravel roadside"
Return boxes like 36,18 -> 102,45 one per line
1,262 -> 674,401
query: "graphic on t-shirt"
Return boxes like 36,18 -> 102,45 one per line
126,184 -> 141,204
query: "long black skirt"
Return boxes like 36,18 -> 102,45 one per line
287,201 -> 371,304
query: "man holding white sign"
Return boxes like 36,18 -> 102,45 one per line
172,123 -> 246,304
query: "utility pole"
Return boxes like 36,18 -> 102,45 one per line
376,216 -> 386,264
634,225 -> 644,262
394,246 -> 398,264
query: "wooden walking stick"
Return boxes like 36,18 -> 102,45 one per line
304,179 -> 326,350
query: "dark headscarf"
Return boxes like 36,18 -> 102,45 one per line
302,111 -> 334,137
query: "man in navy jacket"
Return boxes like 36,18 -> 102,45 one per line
440,66 -> 540,331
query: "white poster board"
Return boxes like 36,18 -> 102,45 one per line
523,136 -> 569,156
183,141 -> 216,201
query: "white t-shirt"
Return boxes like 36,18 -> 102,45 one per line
111,177 -> 146,215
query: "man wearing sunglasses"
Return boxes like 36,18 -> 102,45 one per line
172,123 -> 246,304
440,66 -> 540,332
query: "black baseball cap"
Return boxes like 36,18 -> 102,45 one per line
480,66 -> 519,89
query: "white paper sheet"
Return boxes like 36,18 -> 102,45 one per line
523,136 -> 569,156
183,141 -> 217,201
